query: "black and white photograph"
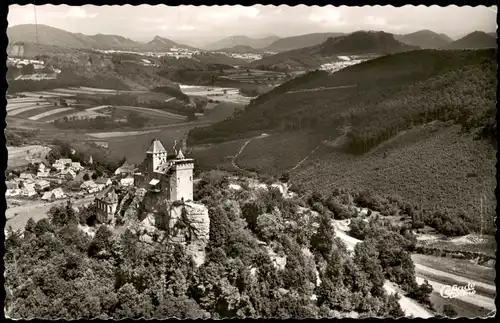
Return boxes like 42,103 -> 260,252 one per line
3,3 -> 497,319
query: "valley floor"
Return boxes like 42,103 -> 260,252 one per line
5,195 -> 96,232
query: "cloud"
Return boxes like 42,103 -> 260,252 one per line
140,17 -> 164,23
308,7 -> 346,26
64,7 -> 98,19
364,16 -> 386,26
200,5 -> 260,24
177,25 -> 196,31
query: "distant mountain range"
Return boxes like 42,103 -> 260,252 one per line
250,31 -> 418,69
394,30 -> 453,49
444,31 -> 497,50
7,24 -> 196,51
204,35 -> 280,51
8,24 -> 495,57
215,45 -> 264,54
263,32 -> 345,52
320,31 -> 419,55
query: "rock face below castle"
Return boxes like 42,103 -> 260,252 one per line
168,202 -> 209,267
119,188 -> 209,267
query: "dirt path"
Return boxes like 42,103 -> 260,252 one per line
5,196 -> 96,232
231,134 -> 270,172
383,282 -> 434,318
286,84 -> 357,94
289,144 -> 321,172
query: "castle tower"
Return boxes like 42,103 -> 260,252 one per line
146,139 -> 167,179
169,148 -> 194,202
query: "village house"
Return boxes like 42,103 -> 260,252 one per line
52,187 -> 66,199
6,188 -> 22,197
114,161 -> 136,177
53,158 -> 73,171
95,186 -> 119,224
19,173 -> 34,182
60,169 -> 77,180
21,183 -> 37,197
41,191 -> 56,202
37,163 -> 50,178
95,177 -> 112,187
80,180 -> 103,194
35,179 -> 50,192
70,162 -> 84,172
42,187 -> 66,201
120,177 -> 135,187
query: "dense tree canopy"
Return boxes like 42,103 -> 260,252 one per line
5,172 -> 438,319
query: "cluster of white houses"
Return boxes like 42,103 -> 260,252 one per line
6,158 -> 89,200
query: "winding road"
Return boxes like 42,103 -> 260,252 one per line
332,219 -> 433,318
231,133 -> 269,173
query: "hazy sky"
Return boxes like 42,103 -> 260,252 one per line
8,4 -> 497,44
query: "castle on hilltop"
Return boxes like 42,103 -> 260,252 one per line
94,138 -> 194,224
135,138 -> 194,202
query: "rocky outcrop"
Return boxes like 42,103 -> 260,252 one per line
119,192 -> 210,266
165,201 -> 210,267
122,188 -> 147,222
168,202 -> 209,243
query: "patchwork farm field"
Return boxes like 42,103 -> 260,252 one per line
220,69 -> 287,83
6,87 -> 186,126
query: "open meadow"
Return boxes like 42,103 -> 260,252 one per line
190,139 -> 249,172
7,145 -> 52,168
236,131 -> 325,174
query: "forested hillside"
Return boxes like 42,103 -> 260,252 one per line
394,30 -> 453,49
5,172 -> 432,319
444,31 -> 496,49
189,49 -> 496,150
189,49 -> 496,238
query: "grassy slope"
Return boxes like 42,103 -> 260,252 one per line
193,120 -> 496,234
236,132 -> 324,174
290,122 -> 496,232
